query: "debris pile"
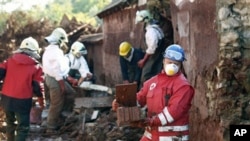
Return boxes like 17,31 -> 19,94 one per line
0,11 -> 143,141
0,12 -> 101,62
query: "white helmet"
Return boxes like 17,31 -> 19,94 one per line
17,37 -> 41,59
135,10 -> 153,24
70,41 -> 87,58
20,37 -> 39,52
45,27 -> 68,44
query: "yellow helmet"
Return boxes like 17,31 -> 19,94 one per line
119,41 -> 132,56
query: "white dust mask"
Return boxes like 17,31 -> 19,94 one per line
164,64 -> 179,76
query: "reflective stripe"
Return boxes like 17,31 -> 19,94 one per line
159,136 -> 172,141
158,125 -> 189,132
144,129 -> 189,141
143,130 -> 152,140
159,135 -> 189,141
158,112 -> 167,125
181,135 -> 189,140
163,107 -> 174,123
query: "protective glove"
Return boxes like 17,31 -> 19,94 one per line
58,79 -> 65,94
144,116 -> 162,127
67,76 -> 78,87
112,99 -> 119,112
37,97 -> 45,110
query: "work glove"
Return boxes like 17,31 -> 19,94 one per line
58,79 -> 65,94
112,99 -> 119,112
67,76 -> 78,87
143,116 -> 162,127
37,97 -> 45,110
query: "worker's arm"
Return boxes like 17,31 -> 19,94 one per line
138,53 -> 150,68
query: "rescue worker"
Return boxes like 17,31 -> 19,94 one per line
42,27 -> 76,133
119,41 -> 144,89
65,41 -> 113,94
135,10 -> 165,86
0,37 -> 44,141
113,44 -> 195,141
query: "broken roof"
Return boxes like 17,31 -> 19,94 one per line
97,0 -> 136,18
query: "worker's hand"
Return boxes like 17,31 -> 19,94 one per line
67,76 -> 78,87
86,73 -> 93,80
138,59 -> 146,68
143,116 -> 162,127
112,99 -> 119,112
132,81 -> 138,84
78,77 -> 85,86
37,97 -> 45,110
123,80 -> 129,84
58,80 -> 65,94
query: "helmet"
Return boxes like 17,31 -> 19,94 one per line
119,41 -> 132,56
163,44 -> 186,62
135,10 -> 153,24
20,37 -> 39,52
70,41 -> 87,57
45,27 -> 68,44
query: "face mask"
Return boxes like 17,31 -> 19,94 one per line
75,53 -> 81,58
164,64 -> 179,76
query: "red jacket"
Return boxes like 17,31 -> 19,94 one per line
137,71 -> 194,138
0,53 -> 44,99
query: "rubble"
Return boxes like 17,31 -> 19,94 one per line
0,11 -> 143,141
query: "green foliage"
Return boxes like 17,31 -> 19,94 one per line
0,11 -> 9,34
44,1 -> 73,24
0,0 -> 112,32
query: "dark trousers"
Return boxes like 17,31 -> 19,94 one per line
5,110 -> 30,141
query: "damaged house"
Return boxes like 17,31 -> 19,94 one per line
0,0 -> 250,140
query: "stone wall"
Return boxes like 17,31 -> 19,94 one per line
170,0 -> 250,140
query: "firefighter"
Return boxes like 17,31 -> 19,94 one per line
42,27 -> 76,133
0,37 -> 44,141
113,44 -> 195,141
65,41 -> 113,94
135,9 -> 165,86
119,41 -> 144,90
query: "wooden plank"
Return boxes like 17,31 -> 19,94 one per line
74,96 -> 113,108
115,83 -> 137,107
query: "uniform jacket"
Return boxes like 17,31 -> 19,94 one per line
145,24 -> 164,55
137,71 -> 194,137
0,53 -> 44,113
120,48 -> 144,82
65,53 -> 92,78
42,44 -> 69,81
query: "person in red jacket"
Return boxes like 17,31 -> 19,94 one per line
0,37 -> 44,141
113,44 -> 195,141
